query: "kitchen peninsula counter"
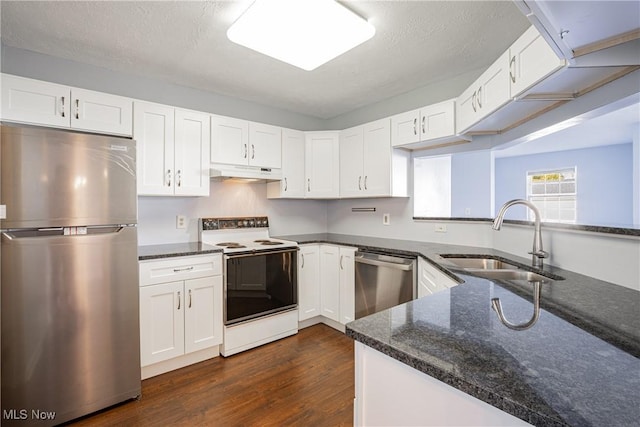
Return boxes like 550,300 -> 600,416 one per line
276,233 -> 640,426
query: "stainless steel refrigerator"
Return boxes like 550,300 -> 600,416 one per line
1,124 -> 141,426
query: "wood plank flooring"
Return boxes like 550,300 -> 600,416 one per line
70,324 -> 354,426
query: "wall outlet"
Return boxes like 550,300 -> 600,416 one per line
176,215 -> 187,229
434,224 -> 447,233
383,213 -> 390,225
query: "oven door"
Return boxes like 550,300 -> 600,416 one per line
224,248 -> 298,325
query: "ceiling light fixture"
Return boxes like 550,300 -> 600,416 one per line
227,0 -> 375,71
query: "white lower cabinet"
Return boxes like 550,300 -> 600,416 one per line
139,254 -> 223,378
298,244 -> 355,328
298,245 -> 321,321
417,257 -> 459,298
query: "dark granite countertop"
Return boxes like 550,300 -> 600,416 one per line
275,233 -> 640,427
138,242 -> 222,260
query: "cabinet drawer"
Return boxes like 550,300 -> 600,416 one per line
140,254 -> 222,286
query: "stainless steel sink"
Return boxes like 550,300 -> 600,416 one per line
441,256 -> 563,282
444,257 -> 521,271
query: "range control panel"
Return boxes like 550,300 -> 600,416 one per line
200,216 -> 269,231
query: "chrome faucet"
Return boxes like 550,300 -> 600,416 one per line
493,199 -> 549,269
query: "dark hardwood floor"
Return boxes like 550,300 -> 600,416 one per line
71,324 -> 355,426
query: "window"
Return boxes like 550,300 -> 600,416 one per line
527,167 -> 577,223
413,155 -> 451,217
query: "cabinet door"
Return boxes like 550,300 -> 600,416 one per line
305,132 -> 340,198
362,118 -> 391,197
417,258 -> 458,298
339,125 -> 364,198
391,108 -> 420,147
510,26 -> 566,97
249,122 -> 282,168
174,109 -> 211,196
71,88 -> 133,136
184,276 -> 223,353
320,245 -> 340,322
298,245 -> 320,321
1,73 -> 69,128
455,84 -> 478,134
211,115 -> 249,165
279,128 -> 306,198
140,281 -> 185,366
134,101 -> 175,196
339,247 -> 356,325
477,51 -> 511,123
419,99 -> 455,141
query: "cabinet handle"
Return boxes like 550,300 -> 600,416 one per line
413,118 -> 417,135
340,255 -> 344,270
243,144 -> 248,159
358,176 -> 362,190
301,253 -> 305,268
422,116 -> 425,134
188,289 -> 192,308
471,92 -> 477,112
509,56 -> 516,84
166,169 -> 172,187
477,86 -> 483,108
307,178 -> 310,192
177,291 -> 181,310
173,266 -> 194,272
75,99 -> 80,119
251,144 -> 255,159
177,170 -> 182,187
60,96 -> 66,117
364,175 -> 368,190
284,177 -> 288,191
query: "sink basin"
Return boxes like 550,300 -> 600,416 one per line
444,257 -> 521,271
441,255 -> 563,282
471,270 -> 550,282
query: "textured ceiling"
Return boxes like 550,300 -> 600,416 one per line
0,1 -> 531,119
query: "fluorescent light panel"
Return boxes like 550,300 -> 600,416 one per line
227,0 -> 375,71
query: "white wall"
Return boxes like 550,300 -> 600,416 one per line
633,128 -> 640,225
137,181 -> 327,245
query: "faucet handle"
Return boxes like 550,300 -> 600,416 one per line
528,250 -> 549,259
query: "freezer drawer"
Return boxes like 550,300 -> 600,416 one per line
1,226 -> 141,426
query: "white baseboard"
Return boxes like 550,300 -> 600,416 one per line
141,346 -> 220,380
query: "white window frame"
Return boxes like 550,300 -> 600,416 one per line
526,167 -> 577,223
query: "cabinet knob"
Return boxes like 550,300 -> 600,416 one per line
413,118 -> 417,135
177,170 -> 182,187
472,92 -> 477,112
422,116 -> 425,134
301,253 -> 305,268
188,289 -> 192,308
358,176 -> 362,190
509,56 -> 516,84
307,178 -> 310,192
166,169 -> 172,187
177,291 -> 181,310
477,86 -> 483,108
60,96 -> 66,118
244,144 -> 248,159
251,144 -> 255,159
75,99 -> 80,119
284,177 -> 288,191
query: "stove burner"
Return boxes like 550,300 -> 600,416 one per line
254,239 -> 270,243
260,241 -> 283,246
216,242 -> 247,248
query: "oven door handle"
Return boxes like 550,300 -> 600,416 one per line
225,247 -> 300,259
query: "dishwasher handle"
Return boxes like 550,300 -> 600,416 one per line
355,252 -> 414,271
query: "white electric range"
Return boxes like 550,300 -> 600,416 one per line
199,216 -> 299,356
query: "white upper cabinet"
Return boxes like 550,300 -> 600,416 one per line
456,51 -> 511,134
456,26 -> 567,134
267,128 -> 305,198
174,109 -> 211,196
1,73 -> 133,136
305,131 -> 340,198
509,26 -> 566,98
135,101 -> 210,196
249,122 -> 282,168
210,116 -> 282,169
391,99 -> 460,150
210,115 -> 249,165
340,118 -> 407,199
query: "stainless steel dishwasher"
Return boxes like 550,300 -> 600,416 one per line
355,251 -> 416,319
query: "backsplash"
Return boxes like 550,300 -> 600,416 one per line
137,181 -> 327,245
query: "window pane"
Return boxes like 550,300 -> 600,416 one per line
414,156 -> 451,217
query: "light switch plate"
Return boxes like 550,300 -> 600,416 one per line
176,215 -> 187,229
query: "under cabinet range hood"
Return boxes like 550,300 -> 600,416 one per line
210,163 -> 282,181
